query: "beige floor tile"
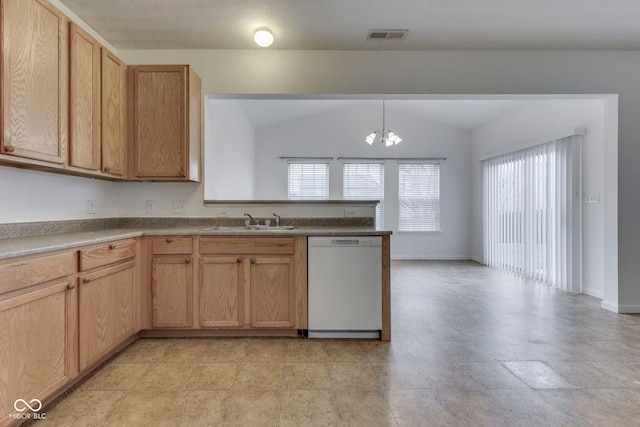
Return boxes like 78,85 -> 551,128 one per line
488,389 -> 577,427
436,389 -> 516,427
245,339 -> 287,362
371,362 -> 439,389
159,390 -> 227,427
104,390 -> 176,427
113,338 -> 173,363
279,390 -> 336,427
200,338 -> 249,362
220,390 -> 280,426
388,389 -> 458,427
328,363 -> 380,389
334,390 -> 397,427
539,389 -> 640,426
283,363 -> 331,389
233,362 -> 283,390
286,340 -> 329,362
135,363 -> 195,391
38,390 -> 125,426
80,362 -> 150,391
323,340 -> 370,362
501,360 -> 578,389
186,363 -> 239,390
163,339 -> 212,363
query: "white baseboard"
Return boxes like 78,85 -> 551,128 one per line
600,300 -> 640,313
391,255 -> 473,261
582,287 -> 604,299
470,256 -> 483,264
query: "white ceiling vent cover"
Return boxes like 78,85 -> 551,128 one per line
367,29 -> 408,40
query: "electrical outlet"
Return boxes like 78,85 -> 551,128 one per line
146,200 -> 156,214
216,209 -> 229,217
174,201 -> 185,214
87,200 -> 96,215
344,208 -> 357,217
584,194 -> 600,204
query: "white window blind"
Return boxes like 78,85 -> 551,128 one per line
398,162 -> 440,232
287,161 -> 329,200
482,135 -> 582,291
343,162 -> 384,229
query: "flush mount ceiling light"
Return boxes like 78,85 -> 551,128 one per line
365,100 -> 402,147
253,28 -> 274,47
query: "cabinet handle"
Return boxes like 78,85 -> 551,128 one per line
250,258 -> 256,264
185,258 -> 191,264
68,282 -> 76,290
109,244 -> 116,250
103,166 -> 110,172
165,238 -> 173,243
4,144 -> 14,153
237,258 -> 242,263
83,277 -> 91,283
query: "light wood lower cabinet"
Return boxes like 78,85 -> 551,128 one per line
199,256 -> 244,328
152,256 -> 193,328
250,256 -> 295,328
0,279 -> 76,426
79,260 -> 136,371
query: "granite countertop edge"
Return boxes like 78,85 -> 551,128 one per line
0,227 -> 392,260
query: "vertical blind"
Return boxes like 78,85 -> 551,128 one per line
482,135 -> 582,291
287,161 -> 329,200
398,162 -> 440,232
343,162 -> 384,229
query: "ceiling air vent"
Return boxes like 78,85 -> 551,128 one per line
367,29 -> 408,40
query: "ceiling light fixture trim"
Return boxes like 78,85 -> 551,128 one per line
366,100 -> 402,147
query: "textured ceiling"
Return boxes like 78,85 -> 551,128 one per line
58,0 -> 640,50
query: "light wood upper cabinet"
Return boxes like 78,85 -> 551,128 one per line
69,23 -> 101,170
69,23 -> 127,177
101,49 -> 127,177
130,65 -> 201,181
1,0 -> 68,164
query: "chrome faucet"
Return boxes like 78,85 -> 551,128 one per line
272,213 -> 281,227
244,213 -> 257,225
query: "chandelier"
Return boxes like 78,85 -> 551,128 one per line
365,100 -> 402,146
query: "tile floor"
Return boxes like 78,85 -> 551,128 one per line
36,260 -> 640,426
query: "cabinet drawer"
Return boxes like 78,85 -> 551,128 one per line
79,239 -> 137,271
152,237 -> 193,254
200,237 -> 295,255
0,252 -> 75,294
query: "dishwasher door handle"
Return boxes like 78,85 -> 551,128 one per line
330,239 -> 360,245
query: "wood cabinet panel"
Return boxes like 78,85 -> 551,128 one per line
69,22 -> 101,170
1,0 -> 68,163
200,237 -> 295,255
0,251 -> 75,294
152,256 -> 193,328
250,257 -> 295,328
79,261 -> 135,371
101,49 -> 127,177
0,280 -> 76,425
79,239 -> 137,271
130,65 -> 201,181
199,256 -> 244,328
152,237 -> 193,255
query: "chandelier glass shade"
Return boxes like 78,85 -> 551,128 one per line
365,100 -> 402,146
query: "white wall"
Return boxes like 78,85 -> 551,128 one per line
204,98 -> 256,200
471,99 -> 606,298
250,101 -> 472,259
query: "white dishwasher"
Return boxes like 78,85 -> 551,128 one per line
308,236 -> 382,339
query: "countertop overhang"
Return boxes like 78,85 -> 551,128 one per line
0,226 -> 392,259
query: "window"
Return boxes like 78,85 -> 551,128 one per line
287,161 -> 329,200
398,162 -> 440,232
343,162 -> 384,229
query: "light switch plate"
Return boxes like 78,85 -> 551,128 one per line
174,201 -> 185,214
146,200 -> 156,214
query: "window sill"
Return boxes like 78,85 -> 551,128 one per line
396,230 -> 442,235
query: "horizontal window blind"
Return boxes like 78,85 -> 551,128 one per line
287,162 -> 329,200
398,162 -> 440,232
343,162 -> 384,229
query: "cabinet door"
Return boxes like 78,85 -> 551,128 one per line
0,280 -> 76,425
101,49 -> 126,176
132,66 -> 187,179
199,256 -> 244,328
79,261 -> 135,371
250,257 -> 296,328
152,256 -> 193,328
1,0 -> 67,163
69,23 -> 101,170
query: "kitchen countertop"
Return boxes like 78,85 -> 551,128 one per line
0,226 -> 391,260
